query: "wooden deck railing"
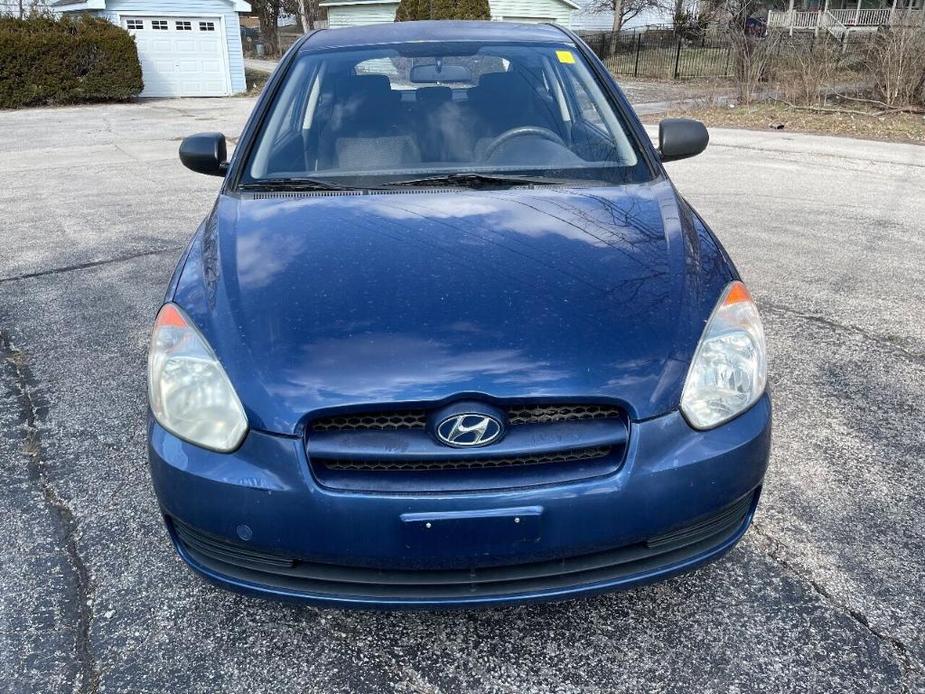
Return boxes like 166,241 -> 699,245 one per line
767,10 -> 820,28
768,7 -> 923,29
830,8 -> 890,24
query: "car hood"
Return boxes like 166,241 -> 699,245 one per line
172,182 -> 734,435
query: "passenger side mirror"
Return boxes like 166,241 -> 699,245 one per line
179,132 -> 228,176
658,119 -> 709,162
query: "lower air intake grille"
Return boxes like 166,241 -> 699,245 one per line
318,446 -> 612,472
173,519 -> 294,569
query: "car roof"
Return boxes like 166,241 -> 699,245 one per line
300,20 -> 571,52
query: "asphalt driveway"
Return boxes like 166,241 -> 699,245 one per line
1,97 -> 923,693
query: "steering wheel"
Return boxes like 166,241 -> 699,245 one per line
482,126 -> 566,161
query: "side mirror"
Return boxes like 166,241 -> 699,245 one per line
658,118 -> 709,162
179,132 -> 228,176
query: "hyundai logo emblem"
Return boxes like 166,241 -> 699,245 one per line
435,413 -> 503,448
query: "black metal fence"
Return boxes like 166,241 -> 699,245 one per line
579,31 -> 734,80
577,29 -> 877,80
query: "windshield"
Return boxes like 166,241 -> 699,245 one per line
241,41 -> 653,189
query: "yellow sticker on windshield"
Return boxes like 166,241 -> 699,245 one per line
556,50 -> 576,64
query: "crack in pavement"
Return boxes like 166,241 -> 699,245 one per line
0,247 -> 184,285
757,298 -> 924,688
0,333 -> 99,694
742,293 -> 925,688
759,300 -> 925,365
750,523 -> 922,693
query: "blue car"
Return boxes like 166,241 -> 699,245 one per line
149,21 -> 771,608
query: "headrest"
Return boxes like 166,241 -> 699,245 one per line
475,71 -> 533,101
339,74 -> 394,102
477,72 -> 516,92
416,86 -> 452,104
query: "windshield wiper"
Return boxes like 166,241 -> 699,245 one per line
380,172 -> 562,189
239,177 -> 357,192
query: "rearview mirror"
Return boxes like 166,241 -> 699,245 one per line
179,132 -> 228,176
410,63 -> 472,83
658,119 -> 709,162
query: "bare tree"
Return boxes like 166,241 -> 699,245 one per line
670,0 -> 688,31
867,26 -> 925,106
15,0 -> 48,18
670,0 -> 713,39
775,36 -> 845,106
586,0 -> 664,54
253,0 -> 282,54
718,0 -> 782,103
292,0 -> 318,31
296,0 -> 311,30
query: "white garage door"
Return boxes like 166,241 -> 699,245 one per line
123,16 -> 230,97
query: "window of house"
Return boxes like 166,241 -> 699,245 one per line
176,20 -> 192,30
151,20 -> 168,30
125,19 -> 143,30
199,21 -> 216,31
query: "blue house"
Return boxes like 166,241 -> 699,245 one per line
54,0 -> 251,97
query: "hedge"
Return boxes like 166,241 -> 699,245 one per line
395,0 -> 490,22
0,14 -> 143,109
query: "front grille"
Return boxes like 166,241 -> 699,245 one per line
319,446 -> 612,472
170,492 -> 756,604
507,404 -> 622,426
311,402 -> 621,433
307,400 -> 628,491
311,410 -> 426,432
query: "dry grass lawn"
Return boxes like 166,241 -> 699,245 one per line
642,101 -> 925,145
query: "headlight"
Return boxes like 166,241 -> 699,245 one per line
148,303 -> 247,452
681,281 -> 768,430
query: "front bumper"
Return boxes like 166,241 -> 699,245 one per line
148,395 -> 771,608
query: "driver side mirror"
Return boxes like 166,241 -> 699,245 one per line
658,119 -> 709,162
179,132 -> 228,176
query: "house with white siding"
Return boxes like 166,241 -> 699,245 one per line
569,0 -> 700,32
568,2 -> 616,31
1,0 -> 48,15
321,0 -> 580,29
52,0 -> 250,97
